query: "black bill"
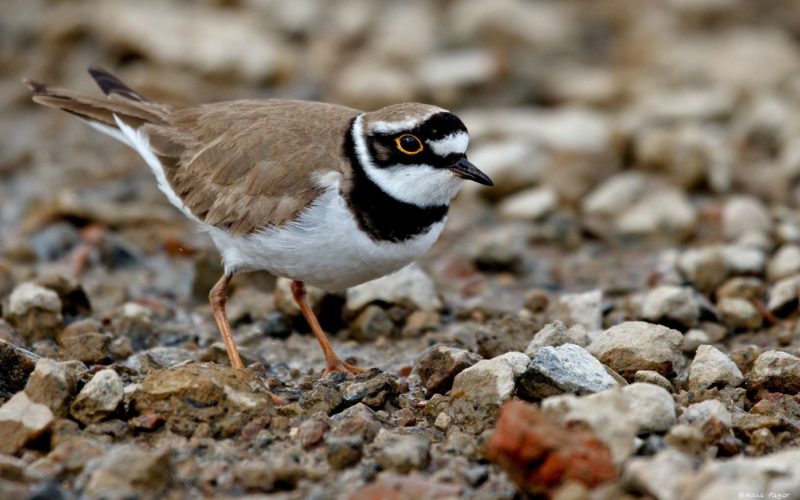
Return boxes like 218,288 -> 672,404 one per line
449,158 -> 494,186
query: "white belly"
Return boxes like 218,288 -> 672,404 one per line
206,188 -> 445,291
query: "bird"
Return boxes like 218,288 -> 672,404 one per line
24,67 -> 493,377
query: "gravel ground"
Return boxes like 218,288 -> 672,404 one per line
3,1 -> 800,499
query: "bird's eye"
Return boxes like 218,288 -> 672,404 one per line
395,134 -> 423,155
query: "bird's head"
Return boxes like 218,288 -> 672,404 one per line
350,103 -> 493,207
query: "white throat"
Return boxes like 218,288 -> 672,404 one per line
351,114 -> 464,208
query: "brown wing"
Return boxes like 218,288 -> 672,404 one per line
141,100 -> 360,234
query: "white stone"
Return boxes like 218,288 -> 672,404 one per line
688,345 -> 744,390
498,187 -> 557,220
621,383 -> 676,433
346,264 -> 441,312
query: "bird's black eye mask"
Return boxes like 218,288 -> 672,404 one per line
367,112 -> 468,168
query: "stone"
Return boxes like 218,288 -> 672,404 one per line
414,345 -> 482,396
525,320 -> 589,355
0,391 -> 54,454
400,310 -> 441,338
767,244 -> 800,281
465,140 -> 544,197
298,417 -> 328,450
749,350 -> 800,394
640,286 -> 700,328
130,363 -> 274,437
678,399 -> 732,428
587,321 -> 684,380
449,352 -> 529,433
553,290 -> 603,331
82,445 -> 171,500
767,274 -> 800,315
476,316 -> 540,358
339,370 -> 404,410
716,276 -> 766,301
722,195 -> 772,242
374,430 -> 430,473
623,449 -> 696,500
331,403 -> 381,443
24,358 -> 84,417
634,370 -> 673,392
498,187 -> 557,220
517,344 -> 617,400
70,368 -> 123,425
350,305 -> 396,342
716,297 -> 762,331
688,345 -> 744,390
56,321 -> 112,365
110,303 -> 155,351
620,383 -> 676,433
5,282 -> 62,342
678,246 -> 729,294
0,340 -> 39,395
123,346 -> 199,373
486,401 -> 616,496
349,472 -> 462,500
346,264 -> 441,312
417,49 -> 498,95
541,388 -> 638,466
326,437 -> 363,470
682,328 -> 713,354
300,382 -> 344,415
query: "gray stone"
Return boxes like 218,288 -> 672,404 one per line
767,244 -> 800,281
326,436 -> 363,470
0,339 -> 39,396
767,274 -> 800,314
5,282 -> 62,342
346,264 -> 441,312
374,430 -> 430,473
682,329 -> 712,354
678,399 -> 732,428
640,286 -> 700,328
588,321 -> 684,380
414,345 -> 482,395
688,345 -> 744,390
24,358 -> 84,417
623,449 -> 696,500
554,289 -> 603,331
0,391 -> 54,454
517,343 -> 616,400
70,368 -> 124,425
82,445 -> 171,500
634,370 -> 673,392
498,187 -> 557,220
525,320 -> 589,355
749,350 -> 800,394
716,297 -> 762,331
350,305 -> 396,342
722,195 -> 772,242
621,382 -> 676,433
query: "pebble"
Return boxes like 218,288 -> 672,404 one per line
401,310 -> 441,338
633,370 -> 674,392
687,345 -> 744,390
0,391 -> 54,454
350,305 -> 396,342
517,343 -> 617,400
767,244 -> 800,281
587,321 -> 684,380
553,289 -> 603,331
525,320 -> 589,354
640,286 -> 700,328
449,352 -> 529,433
678,399 -> 732,428
24,358 -> 84,417
748,350 -> 800,394
623,448 -> 696,500
326,436 -> 363,470
767,274 -> 800,315
5,282 -> 62,342
682,328 -> 712,354
716,297 -> 762,331
497,187 -> 557,220
721,195 -> 772,242
331,403 -> 381,443
465,140 -> 544,197
82,445 -> 171,499
374,430 -> 430,473
620,383 -> 676,433
475,316 -> 539,358
346,264 -> 441,313
0,339 -> 40,395
70,368 -> 124,425
541,388 -> 638,465
414,345 -> 482,396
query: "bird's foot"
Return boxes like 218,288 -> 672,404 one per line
323,359 -> 365,377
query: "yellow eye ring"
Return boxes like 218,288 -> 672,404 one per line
395,134 -> 424,155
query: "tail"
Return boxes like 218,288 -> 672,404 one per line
23,67 -> 165,135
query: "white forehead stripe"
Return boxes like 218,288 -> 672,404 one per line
369,111 -> 441,134
428,132 -> 469,156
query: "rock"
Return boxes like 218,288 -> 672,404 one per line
374,430 -> 430,473
449,352 -> 529,433
233,450 -> 307,492
716,276 -> 766,301
331,403 -> 382,443
541,388 -> 637,466
5,282 -> 62,342
587,321 -> 684,380
0,391 -> 54,454
678,246 -> 729,294
350,305 -> 396,342
486,401 -> 616,496
682,448 -> 800,498
349,472 -> 462,500
340,369 -> 404,410
56,319 -> 113,365
620,383 -> 676,433
69,368 -> 123,425
553,290 -> 603,331
623,449 -> 696,500
434,412 -> 451,431
767,244 -> 800,281
24,358 -> 84,417
634,370 -> 674,392
326,436 -> 363,470
298,416 -> 328,450
110,302 -> 155,351
716,297 -> 762,331
749,350 -> 800,394
414,345 -> 482,396
767,274 -> 800,315
469,223 -> 529,273
678,399 -> 732,428
262,312 -> 292,339
401,310 -> 441,338
0,339 -> 39,395
300,382 -> 344,415
517,344 -> 617,400
640,286 -> 700,328
346,264 -> 441,313
682,328 -> 712,354
417,49 -> 499,97
688,345 -> 744,390
498,187 -> 557,220
722,195 -> 772,242
82,445 -> 171,500
130,363 -> 274,437
525,320 -> 590,355
123,346 -> 199,373
465,140 -> 544,197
